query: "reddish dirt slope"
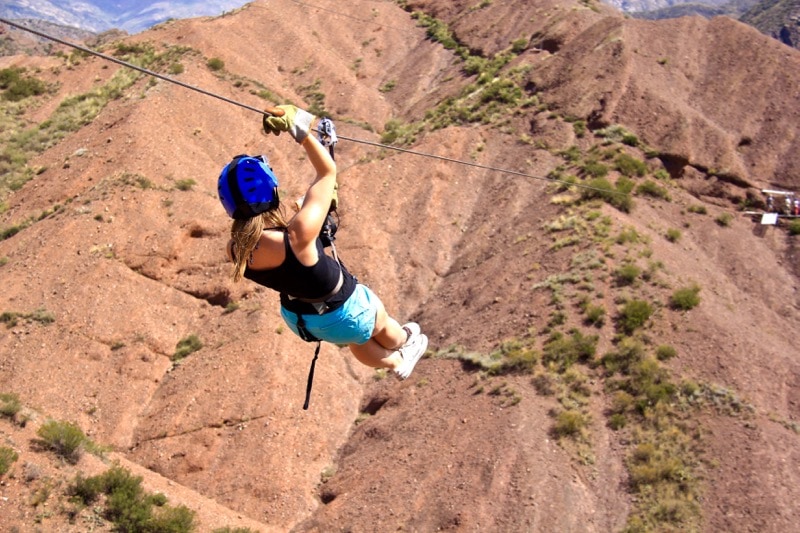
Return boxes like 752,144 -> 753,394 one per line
1,0 -> 800,532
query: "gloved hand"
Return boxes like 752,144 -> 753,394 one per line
262,105 -> 315,143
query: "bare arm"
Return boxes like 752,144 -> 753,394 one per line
287,134 -> 337,265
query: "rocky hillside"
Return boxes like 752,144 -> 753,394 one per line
1,1 -> 799,532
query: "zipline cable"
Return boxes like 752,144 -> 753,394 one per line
0,17 -> 266,116
0,17 -> 628,197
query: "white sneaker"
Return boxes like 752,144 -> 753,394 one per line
394,326 -> 428,380
402,322 -> 420,341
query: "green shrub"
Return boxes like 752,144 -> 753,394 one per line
0,392 -> 21,418
175,179 -> 195,191
665,228 -> 681,242
628,357 -> 676,406
0,67 -> 47,101
580,177 -> 633,212
715,212 -> 733,227
614,263 -> 641,286
616,227 -> 641,244
0,446 -> 18,476
601,337 -> 647,375
618,300 -> 653,334
788,219 -> 800,235
558,146 -> 582,162
655,345 -> 677,361
628,442 -> 686,490
610,390 -> 636,414
542,329 -> 598,370
615,153 -> 648,177
174,334 -> 202,360
581,160 -> 609,178
511,38 -> 528,54
669,285 -> 700,311
608,413 -> 627,430
206,57 -> 225,71
687,204 -> 707,215
552,409 -> 587,438
583,304 -> 606,327
37,420 -> 88,463
71,465 -> 196,532
637,180 -> 671,200
497,340 -> 540,373
621,133 -> 640,147
379,80 -> 397,93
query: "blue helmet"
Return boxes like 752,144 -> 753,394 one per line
217,155 -> 280,220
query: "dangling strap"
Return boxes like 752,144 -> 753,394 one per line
303,341 -> 321,410
294,312 -> 322,410
299,117 -> 337,411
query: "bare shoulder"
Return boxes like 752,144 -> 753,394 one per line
244,230 -> 286,270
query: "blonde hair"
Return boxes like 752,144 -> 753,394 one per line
230,207 -> 288,282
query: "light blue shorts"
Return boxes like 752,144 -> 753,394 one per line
280,284 -> 378,345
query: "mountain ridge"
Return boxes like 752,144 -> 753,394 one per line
1,0 -> 799,531
1,0 -> 247,33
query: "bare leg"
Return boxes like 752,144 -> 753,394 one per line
348,300 -> 408,369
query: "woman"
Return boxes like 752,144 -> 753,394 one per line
217,104 -> 427,380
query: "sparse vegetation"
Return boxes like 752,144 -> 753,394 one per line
583,303 -> 606,327
379,79 -> 397,92
0,392 -> 22,418
669,285 -> 701,310
655,345 -> 678,361
0,67 -> 48,101
580,177 -> 634,212
665,228 -> 682,242
36,420 -> 93,464
175,178 -> 196,191
1,307 -> 55,328
174,334 -> 203,360
70,465 -> 196,532
614,153 -> 648,177
542,329 -> 598,370
618,299 -> 654,334
552,409 -> 588,438
637,180 -> 671,200
0,446 -> 18,476
1,42 -> 192,202
614,263 -> 641,286
715,212 -> 734,227
206,57 -> 225,71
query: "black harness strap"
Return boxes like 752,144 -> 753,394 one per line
303,341 -> 321,410
300,118 -> 340,411
295,312 -> 321,411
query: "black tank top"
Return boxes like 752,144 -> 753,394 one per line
243,231 -> 355,315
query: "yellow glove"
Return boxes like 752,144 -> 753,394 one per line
262,105 -> 315,143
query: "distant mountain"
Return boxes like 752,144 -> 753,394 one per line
740,0 -> 800,48
602,0 -> 759,16
0,0 -> 247,34
616,0 -> 800,50
0,18 -> 97,56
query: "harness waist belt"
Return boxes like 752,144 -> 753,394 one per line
287,270 -> 344,304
